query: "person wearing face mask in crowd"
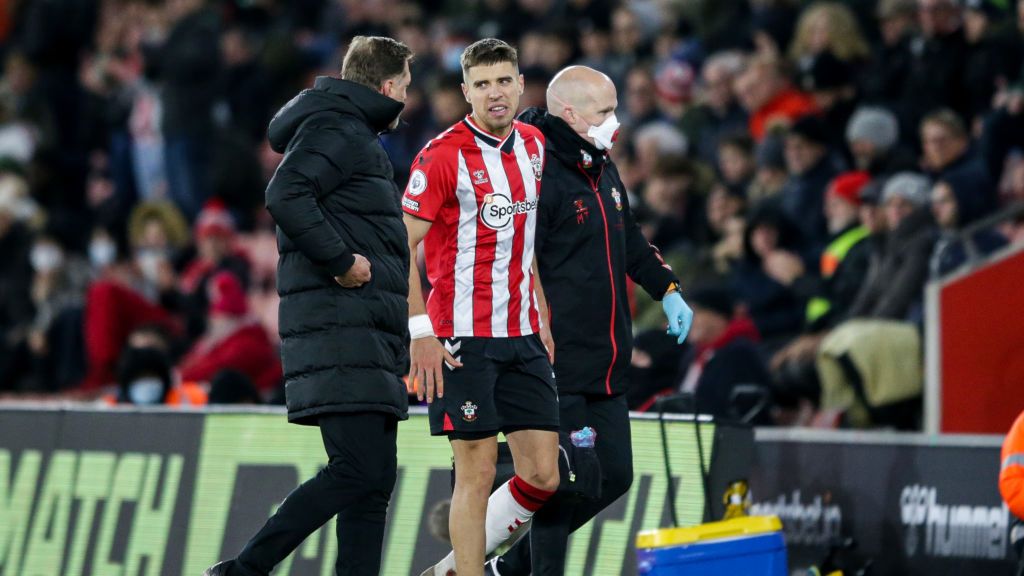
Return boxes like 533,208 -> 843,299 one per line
115,344 -> 173,406
104,323 -> 206,406
485,66 -> 694,576
24,233 -> 91,391
88,228 -> 120,272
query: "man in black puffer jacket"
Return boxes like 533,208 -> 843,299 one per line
489,66 -> 694,576
204,36 -> 412,576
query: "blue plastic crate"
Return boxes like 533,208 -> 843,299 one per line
636,517 -> 787,576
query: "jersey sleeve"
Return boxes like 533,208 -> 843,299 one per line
402,141 -> 457,222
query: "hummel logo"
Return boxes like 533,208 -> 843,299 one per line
444,339 -> 462,369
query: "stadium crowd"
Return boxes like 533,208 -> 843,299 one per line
0,0 -> 1021,429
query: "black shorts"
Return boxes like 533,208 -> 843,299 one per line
428,334 -> 559,438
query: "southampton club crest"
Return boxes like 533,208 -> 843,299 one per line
461,401 -> 479,422
530,153 -> 543,181
611,187 -> 623,211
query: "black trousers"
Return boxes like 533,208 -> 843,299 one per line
495,393 -> 634,575
233,412 -> 398,576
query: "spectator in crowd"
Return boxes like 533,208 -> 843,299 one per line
788,2 -> 871,70
731,204 -> 807,346
963,0 -> 1020,133
921,109 -> 995,211
929,171 -> 1008,277
145,0 -> 222,220
733,54 -> 817,141
126,199 -> 191,293
704,182 -> 748,274
637,284 -> 769,420
750,129 -> 790,204
802,172 -> 874,329
749,0 -> 799,59
164,200 -> 251,339
814,173 -> 938,429
0,180 -> 37,390
897,0 -> 969,141
717,133 -> 756,191
779,115 -> 841,253
641,154 -> 709,252
846,106 -> 916,176
622,66 -> 664,129
771,172 -> 873,406
208,369 -> 262,405
847,172 -> 937,322
680,51 -> 748,166
799,52 -> 857,158
115,341 -> 173,406
178,271 -> 281,394
629,121 -> 689,188
862,0 -> 917,106
427,73 -> 470,131
220,23 -> 274,145
24,232 -> 91,391
111,322 -> 207,406
653,59 -> 696,122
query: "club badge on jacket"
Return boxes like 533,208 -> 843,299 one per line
611,187 -> 623,211
574,199 -> 590,224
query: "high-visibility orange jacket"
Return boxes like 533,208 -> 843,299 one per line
1000,410 -> 1024,519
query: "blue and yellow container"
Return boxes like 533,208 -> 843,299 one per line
635,515 -> 787,575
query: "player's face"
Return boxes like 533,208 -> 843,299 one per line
462,61 -> 524,137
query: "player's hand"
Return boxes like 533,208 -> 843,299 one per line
335,254 -> 371,288
410,337 -> 463,403
539,323 -> 555,365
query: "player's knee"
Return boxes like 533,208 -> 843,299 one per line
456,458 -> 497,491
522,463 -> 560,493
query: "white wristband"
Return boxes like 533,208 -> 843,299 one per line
409,314 -> 435,339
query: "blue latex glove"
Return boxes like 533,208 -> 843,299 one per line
662,292 -> 693,345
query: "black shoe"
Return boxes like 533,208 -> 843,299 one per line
484,557 -> 500,576
203,560 -> 234,576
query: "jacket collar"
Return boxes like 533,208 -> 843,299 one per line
519,107 -> 609,172
312,76 -> 405,134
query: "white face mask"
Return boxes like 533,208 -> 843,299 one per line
585,112 -> 622,150
30,244 -> 63,273
89,239 -> 117,268
586,113 -> 620,150
128,377 -> 165,405
135,249 -> 167,284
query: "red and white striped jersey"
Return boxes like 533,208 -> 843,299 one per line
403,116 -> 546,338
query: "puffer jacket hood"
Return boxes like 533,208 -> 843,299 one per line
268,76 -> 404,153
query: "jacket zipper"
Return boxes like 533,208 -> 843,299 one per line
578,163 -> 616,395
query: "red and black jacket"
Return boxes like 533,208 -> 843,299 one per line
520,108 -> 678,396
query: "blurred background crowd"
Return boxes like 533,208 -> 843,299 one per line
1,0 -> 1021,429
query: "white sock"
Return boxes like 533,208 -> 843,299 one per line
436,479 -> 539,571
484,479 -> 535,553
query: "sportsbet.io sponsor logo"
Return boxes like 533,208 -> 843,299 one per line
900,484 -> 1010,560
480,193 -> 537,231
750,490 -> 843,546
